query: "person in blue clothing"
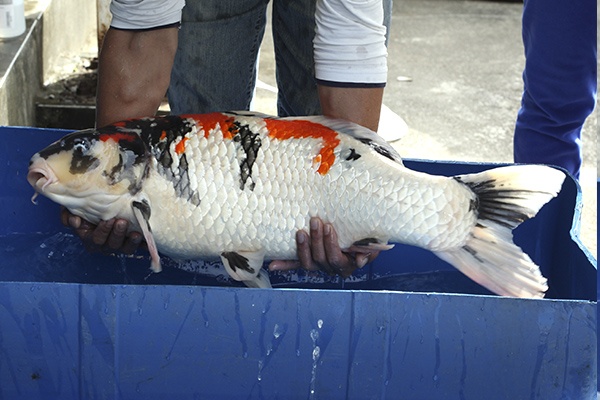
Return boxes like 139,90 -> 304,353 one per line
513,0 -> 597,180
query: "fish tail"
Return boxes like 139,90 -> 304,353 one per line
435,165 -> 566,298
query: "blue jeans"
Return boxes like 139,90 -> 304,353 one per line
168,0 -> 392,117
513,0 -> 597,179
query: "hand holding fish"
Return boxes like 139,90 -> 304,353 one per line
269,217 -> 378,277
61,208 -> 143,254
62,208 -> 372,276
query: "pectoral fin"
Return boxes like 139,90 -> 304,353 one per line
220,250 -> 271,288
132,200 -> 161,273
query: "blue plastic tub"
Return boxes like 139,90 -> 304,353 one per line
0,126 -> 596,399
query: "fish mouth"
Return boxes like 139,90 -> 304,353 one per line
27,157 -> 57,196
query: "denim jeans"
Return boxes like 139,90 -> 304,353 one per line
168,0 -> 392,118
513,0 -> 597,179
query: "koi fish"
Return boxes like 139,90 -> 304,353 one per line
27,111 -> 565,297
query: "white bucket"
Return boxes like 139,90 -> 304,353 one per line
0,0 -> 25,39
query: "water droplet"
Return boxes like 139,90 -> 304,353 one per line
312,346 -> 320,361
317,319 -> 323,329
273,324 -> 282,339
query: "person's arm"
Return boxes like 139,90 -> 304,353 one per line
96,26 -> 178,127
318,85 -> 384,132
65,2 -> 182,252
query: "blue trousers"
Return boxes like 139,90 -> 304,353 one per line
514,0 -> 597,179
168,0 -> 392,118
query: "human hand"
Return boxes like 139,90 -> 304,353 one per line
60,207 -> 144,254
269,217 -> 378,278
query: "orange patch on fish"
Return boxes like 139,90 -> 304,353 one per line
99,132 -> 137,143
182,113 -> 236,139
160,131 -> 167,141
265,119 -> 340,175
175,137 -> 188,155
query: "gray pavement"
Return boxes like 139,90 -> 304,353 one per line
253,0 -> 597,258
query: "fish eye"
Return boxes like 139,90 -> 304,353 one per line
72,137 -> 91,153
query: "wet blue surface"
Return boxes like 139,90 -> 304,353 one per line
0,126 -> 596,399
0,232 -> 492,295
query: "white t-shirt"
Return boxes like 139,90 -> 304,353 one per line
314,0 -> 388,85
109,0 -> 387,85
110,0 -> 185,30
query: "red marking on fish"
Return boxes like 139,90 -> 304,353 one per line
265,119 -> 340,175
99,132 -> 137,143
182,113 -> 236,139
160,131 -> 167,141
175,137 -> 188,155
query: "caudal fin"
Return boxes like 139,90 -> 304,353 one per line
435,165 -> 566,298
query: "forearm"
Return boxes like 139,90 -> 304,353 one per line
318,85 -> 384,132
96,27 -> 178,127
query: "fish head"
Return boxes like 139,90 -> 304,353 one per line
27,127 -> 150,221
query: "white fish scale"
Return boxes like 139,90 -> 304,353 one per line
141,118 -> 477,261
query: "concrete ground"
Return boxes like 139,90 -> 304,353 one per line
253,0 -> 597,259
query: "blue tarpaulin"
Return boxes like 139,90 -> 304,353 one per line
0,127 -> 596,399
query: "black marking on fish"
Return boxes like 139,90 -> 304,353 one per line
346,148 -> 362,161
221,251 -> 255,274
464,245 -> 484,263
104,153 -> 124,184
469,198 -> 478,212
132,200 -> 152,232
112,116 -> 202,206
231,121 -> 261,191
36,130 -> 101,174
357,138 -> 397,162
454,176 -> 534,229
70,154 -> 100,175
36,129 -> 96,160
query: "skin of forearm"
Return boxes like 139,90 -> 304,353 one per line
317,85 -> 384,132
96,27 -> 179,128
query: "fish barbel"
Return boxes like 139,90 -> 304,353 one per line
27,111 -> 565,297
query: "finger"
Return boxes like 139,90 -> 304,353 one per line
61,207 -> 83,229
105,219 -> 129,250
295,230 -> 320,271
308,218 -> 328,267
120,231 -> 144,255
92,219 -> 115,246
322,224 -> 356,277
60,207 -> 70,227
355,253 -> 371,269
268,259 -> 302,272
